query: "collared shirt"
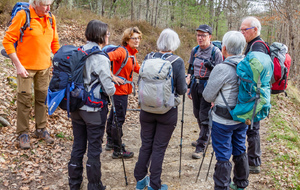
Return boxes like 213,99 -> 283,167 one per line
3,5 -> 60,70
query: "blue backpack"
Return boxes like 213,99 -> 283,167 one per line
102,45 -> 129,76
221,51 -> 273,128
47,45 -> 109,116
1,2 -> 53,57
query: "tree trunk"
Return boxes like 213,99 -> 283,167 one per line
131,0 -> 134,21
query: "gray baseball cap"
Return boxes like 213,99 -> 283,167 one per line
196,24 -> 212,34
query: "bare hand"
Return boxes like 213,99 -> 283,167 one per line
211,102 -> 214,108
186,74 -> 191,85
187,88 -> 192,100
16,64 -> 29,78
112,75 -> 125,86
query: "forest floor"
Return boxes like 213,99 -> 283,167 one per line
0,26 -> 298,190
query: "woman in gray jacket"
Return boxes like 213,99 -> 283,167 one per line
203,31 -> 248,190
68,20 -> 115,190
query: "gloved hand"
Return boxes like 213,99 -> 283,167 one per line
204,61 -> 214,71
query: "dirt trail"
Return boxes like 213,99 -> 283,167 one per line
93,92 -> 268,190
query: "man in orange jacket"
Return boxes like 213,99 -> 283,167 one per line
105,27 -> 142,159
2,0 -> 60,149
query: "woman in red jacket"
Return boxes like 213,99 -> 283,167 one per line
105,27 -> 142,159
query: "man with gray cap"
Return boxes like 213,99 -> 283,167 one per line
186,24 -> 223,159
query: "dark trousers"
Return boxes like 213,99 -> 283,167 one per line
106,95 -> 128,152
68,106 -> 108,190
190,80 -> 211,151
212,121 -> 249,190
247,121 -> 261,166
134,108 -> 177,190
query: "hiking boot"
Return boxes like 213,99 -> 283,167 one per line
249,165 -> 260,174
192,150 -> 204,159
148,184 -> 168,190
230,182 -> 245,190
105,141 -> 113,151
112,150 -> 134,159
34,128 -> 54,144
112,145 -> 134,159
19,134 -> 30,149
191,141 -> 198,147
135,175 -> 149,190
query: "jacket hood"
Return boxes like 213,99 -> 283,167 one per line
223,55 -> 244,68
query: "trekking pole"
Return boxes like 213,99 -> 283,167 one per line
195,109 -> 212,183
205,150 -> 214,181
195,132 -> 211,183
110,96 -> 128,186
179,94 -> 185,178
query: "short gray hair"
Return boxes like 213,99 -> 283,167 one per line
242,16 -> 261,35
222,31 -> 246,55
29,0 -> 54,8
157,28 -> 180,52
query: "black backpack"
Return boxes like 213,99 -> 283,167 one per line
47,45 -> 109,116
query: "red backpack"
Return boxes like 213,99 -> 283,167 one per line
252,41 -> 291,95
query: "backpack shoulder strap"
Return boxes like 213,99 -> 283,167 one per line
48,11 -> 53,28
165,54 -> 180,64
115,46 -> 129,76
19,8 -> 31,43
250,40 -> 270,54
190,45 -> 200,71
210,45 -> 217,62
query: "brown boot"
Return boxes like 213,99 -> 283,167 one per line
19,134 -> 31,149
34,128 -> 54,144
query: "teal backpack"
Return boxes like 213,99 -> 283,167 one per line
221,50 -> 273,129
232,51 -> 273,128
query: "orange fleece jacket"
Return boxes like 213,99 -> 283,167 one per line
108,45 -> 140,95
3,6 -> 60,70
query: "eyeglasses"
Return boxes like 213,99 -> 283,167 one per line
240,27 -> 255,32
106,32 -> 110,37
130,37 -> 141,41
197,34 -> 209,38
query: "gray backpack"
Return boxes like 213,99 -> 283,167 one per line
138,53 -> 180,114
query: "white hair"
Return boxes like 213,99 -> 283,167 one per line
29,0 -> 54,8
242,16 -> 261,35
157,28 -> 180,52
222,31 -> 246,55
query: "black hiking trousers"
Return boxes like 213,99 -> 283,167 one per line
247,121 -> 261,167
68,106 -> 108,190
106,94 -> 128,152
190,79 -> 211,152
134,107 -> 177,190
